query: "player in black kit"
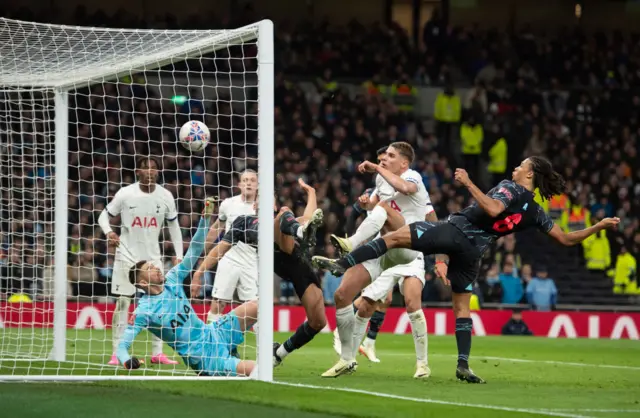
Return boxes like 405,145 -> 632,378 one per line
313,156 -> 620,383
191,178 -> 326,368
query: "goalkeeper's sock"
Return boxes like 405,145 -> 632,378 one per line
408,310 -> 429,363
348,205 -> 387,248
367,310 -> 386,340
336,305 -> 356,362
337,238 -> 388,270
151,334 -> 163,357
279,210 -> 303,239
112,296 -> 131,353
207,312 -> 221,324
455,317 -> 473,369
277,321 -> 321,360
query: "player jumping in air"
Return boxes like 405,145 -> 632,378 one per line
191,178 -> 326,367
98,156 -> 183,366
202,170 -> 258,324
317,142 -> 437,379
314,156 -> 620,383
334,146 -> 394,363
117,198 -> 258,376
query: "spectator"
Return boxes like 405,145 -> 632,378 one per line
434,81 -> 461,162
460,114 -> 483,181
501,310 -> 533,336
583,215 -> 611,272
612,245 -> 638,295
495,235 -> 522,274
499,262 -> 524,304
526,266 -> 558,311
481,263 -> 503,303
520,264 -> 533,286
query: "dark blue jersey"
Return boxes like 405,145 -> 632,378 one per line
448,180 -> 554,255
221,215 -> 259,247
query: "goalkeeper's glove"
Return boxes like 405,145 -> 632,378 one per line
203,197 -> 219,217
124,357 -> 141,370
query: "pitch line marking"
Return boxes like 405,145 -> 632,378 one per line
272,381 -> 595,418
302,348 -> 640,370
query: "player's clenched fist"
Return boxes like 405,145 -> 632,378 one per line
124,356 -> 141,370
358,161 -> 378,173
454,168 -> 471,187
106,231 -> 120,248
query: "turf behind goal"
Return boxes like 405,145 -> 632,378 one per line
0,17 -> 274,381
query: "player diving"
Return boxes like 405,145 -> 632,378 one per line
314,156 -> 620,383
190,178 -> 326,367
116,197 -> 258,376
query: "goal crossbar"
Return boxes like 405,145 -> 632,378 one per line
0,17 -> 263,89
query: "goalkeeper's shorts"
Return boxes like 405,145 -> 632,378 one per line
199,312 -> 245,376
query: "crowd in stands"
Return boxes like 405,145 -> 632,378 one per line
1,5 -> 639,307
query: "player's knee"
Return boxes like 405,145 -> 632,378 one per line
404,294 -> 421,313
357,297 -> 376,317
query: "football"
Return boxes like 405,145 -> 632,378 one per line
179,120 -> 210,152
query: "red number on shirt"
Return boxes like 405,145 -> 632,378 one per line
390,200 -> 401,212
492,213 -> 523,233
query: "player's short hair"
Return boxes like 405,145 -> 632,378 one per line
376,146 -> 388,156
136,156 -> 160,170
241,169 -> 257,177
128,260 -> 148,286
389,141 -> 415,164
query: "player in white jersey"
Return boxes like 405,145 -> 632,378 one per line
203,170 -> 258,324
314,142 -> 436,378
98,157 -> 184,366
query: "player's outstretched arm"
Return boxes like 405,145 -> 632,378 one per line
547,218 -> 620,246
455,168 -> 506,217
168,198 -> 215,283
298,178 -> 318,220
116,312 -> 149,369
360,161 -> 418,195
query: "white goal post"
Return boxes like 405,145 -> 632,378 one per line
0,18 -> 274,381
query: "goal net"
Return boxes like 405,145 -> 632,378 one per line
0,18 -> 274,381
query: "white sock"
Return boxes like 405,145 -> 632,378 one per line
112,296 -> 131,354
408,310 -> 428,363
352,314 -> 370,360
276,344 -> 290,360
296,226 -> 304,239
336,306 -> 356,362
363,336 -> 376,348
348,205 -> 387,248
151,334 -> 163,356
207,312 -> 221,324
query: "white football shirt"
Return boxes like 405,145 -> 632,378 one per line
375,169 -> 433,223
106,183 -> 178,262
218,194 -> 257,265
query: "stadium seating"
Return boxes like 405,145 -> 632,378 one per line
0,5 -> 638,308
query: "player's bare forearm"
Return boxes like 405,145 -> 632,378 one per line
465,180 -> 504,217
549,223 -> 604,247
376,165 -> 417,195
205,220 -> 223,252
197,241 -> 232,275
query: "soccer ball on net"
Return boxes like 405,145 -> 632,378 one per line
179,120 -> 211,152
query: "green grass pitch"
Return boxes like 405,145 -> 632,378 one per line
1,329 -> 639,418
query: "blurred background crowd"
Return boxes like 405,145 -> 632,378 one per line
1,1 -> 639,309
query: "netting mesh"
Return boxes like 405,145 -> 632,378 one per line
0,17 -> 265,379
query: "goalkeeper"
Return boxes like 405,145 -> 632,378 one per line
117,198 -> 257,377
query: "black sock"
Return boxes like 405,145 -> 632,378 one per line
367,310 -> 386,340
283,321 -> 321,353
337,238 -> 388,269
279,210 -> 301,237
455,317 -> 473,368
